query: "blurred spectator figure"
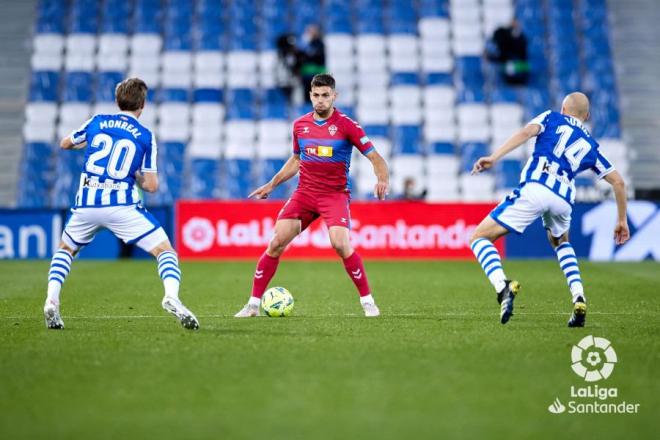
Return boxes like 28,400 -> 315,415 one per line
400,177 -> 427,200
275,33 -> 302,105
486,19 -> 530,85
299,24 -> 326,99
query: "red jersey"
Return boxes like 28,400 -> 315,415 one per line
292,108 -> 375,194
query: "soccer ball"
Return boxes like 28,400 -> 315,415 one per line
261,287 -> 295,317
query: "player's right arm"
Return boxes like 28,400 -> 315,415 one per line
61,116 -> 95,150
249,154 -> 301,199
603,170 -> 630,244
471,124 -> 540,174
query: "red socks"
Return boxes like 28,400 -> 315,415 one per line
342,252 -> 371,297
251,252 -> 280,299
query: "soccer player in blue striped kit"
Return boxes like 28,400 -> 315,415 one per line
470,92 -> 630,326
43,78 -> 199,330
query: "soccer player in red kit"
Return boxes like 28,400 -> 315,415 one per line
234,73 -> 390,317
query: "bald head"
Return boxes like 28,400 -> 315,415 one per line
561,92 -> 590,121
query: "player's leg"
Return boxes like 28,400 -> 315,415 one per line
43,209 -> 98,329
543,203 -> 586,327
328,226 -> 380,317
235,218 -> 302,317
106,205 -> 199,329
320,193 -> 379,317
470,186 -> 539,323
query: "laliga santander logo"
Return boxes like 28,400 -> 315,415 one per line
182,217 -> 215,252
571,335 -> 617,382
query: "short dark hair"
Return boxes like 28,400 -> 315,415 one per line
115,77 -> 148,111
310,73 -> 335,90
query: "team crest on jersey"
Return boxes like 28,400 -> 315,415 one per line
328,124 -> 338,136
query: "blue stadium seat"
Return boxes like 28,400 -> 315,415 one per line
189,159 -> 218,199
30,71 -> 60,102
158,88 -> 190,102
63,72 -> 93,102
425,73 -> 453,86
363,125 -> 390,138
391,72 -> 420,86
460,143 -> 488,173
224,159 -> 253,198
194,88 -> 224,103
95,72 -> 123,102
430,142 -> 454,154
496,160 -> 522,189
393,125 -> 422,155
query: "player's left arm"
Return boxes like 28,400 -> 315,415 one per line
602,170 -> 630,245
365,150 -> 389,200
472,124 -> 540,174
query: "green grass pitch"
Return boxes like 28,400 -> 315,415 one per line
0,259 -> 658,439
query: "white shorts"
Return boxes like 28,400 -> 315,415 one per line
62,205 -> 169,252
490,183 -> 572,238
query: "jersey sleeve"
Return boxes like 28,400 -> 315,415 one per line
527,110 -> 552,134
69,116 -> 95,145
140,132 -> 158,172
292,122 -> 300,155
591,150 -> 615,179
344,118 -> 375,155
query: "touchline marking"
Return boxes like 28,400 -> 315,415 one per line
0,311 -> 648,320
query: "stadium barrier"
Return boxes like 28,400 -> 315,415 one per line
1,201 -> 658,261
176,200 -> 500,259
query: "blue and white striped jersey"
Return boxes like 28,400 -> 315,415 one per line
521,110 -> 614,204
69,113 -> 157,208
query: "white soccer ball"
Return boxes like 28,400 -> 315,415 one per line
261,287 -> 295,317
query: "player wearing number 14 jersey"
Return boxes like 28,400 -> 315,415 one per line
469,92 -> 630,327
43,78 -> 199,330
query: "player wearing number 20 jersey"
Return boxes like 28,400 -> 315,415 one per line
42,78 -> 199,331
71,112 -> 157,208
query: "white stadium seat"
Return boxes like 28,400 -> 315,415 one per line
427,154 -> 460,176
26,102 -> 58,124
65,34 -> 96,55
460,173 -> 496,201
157,122 -> 190,142
31,52 -> 63,70
227,51 -> 258,73
59,103 -> 92,124
195,51 -> 224,73
192,103 -> 225,124
98,34 -> 129,56
391,106 -> 422,125
96,53 -> 128,71
194,71 -> 224,88
34,33 -> 64,54
191,123 -> 223,143
357,106 -> 390,125
225,141 -> 256,159
130,34 -> 162,55
23,120 -> 56,142
256,140 -> 290,159
162,51 -> 193,73
188,140 -> 222,159
161,70 -> 192,88
65,53 -> 95,71
424,86 -> 456,109
225,120 -> 256,142
418,17 -> 451,39
257,120 -> 290,142
158,103 -> 190,124
92,102 -> 117,116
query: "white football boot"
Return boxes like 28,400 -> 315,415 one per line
234,303 -> 260,318
161,296 -> 200,330
43,300 -> 64,329
361,302 -> 380,317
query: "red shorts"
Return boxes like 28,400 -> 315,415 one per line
278,190 -> 351,231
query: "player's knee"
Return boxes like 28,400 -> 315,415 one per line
59,242 -> 78,256
330,240 -> 351,257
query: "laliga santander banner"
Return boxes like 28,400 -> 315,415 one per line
176,201 -> 501,259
